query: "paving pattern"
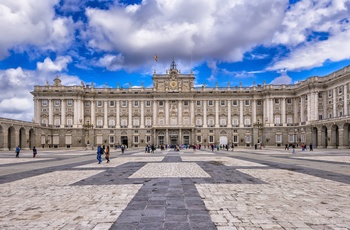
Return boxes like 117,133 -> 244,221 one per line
0,148 -> 350,229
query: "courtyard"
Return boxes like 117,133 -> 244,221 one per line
0,147 -> 350,230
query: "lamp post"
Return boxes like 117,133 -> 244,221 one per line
253,119 -> 263,146
83,123 -> 94,146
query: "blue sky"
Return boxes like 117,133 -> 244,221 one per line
1,0 -> 350,121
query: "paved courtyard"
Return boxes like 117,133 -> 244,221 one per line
1,147 -> 350,230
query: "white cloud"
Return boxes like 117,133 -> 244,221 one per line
270,71 -> 292,85
85,0 -> 287,69
37,56 -> 72,72
95,54 -> 125,71
268,26 -> 350,70
0,0 -> 75,59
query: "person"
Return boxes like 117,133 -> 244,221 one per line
33,146 -> 37,158
105,146 -> 110,163
292,144 -> 295,154
96,146 -> 102,164
121,145 -> 125,154
309,143 -> 313,151
15,146 -> 20,158
231,143 -> 234,152
285,144 -> 288,150
211,144 -> 214,152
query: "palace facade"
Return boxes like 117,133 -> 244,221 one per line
1,60 -> 350,150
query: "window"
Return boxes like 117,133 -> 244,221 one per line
66,117 -> 72,126
85,101 -> 90,107
319,114 -> 323,120
146,117 -> 152,126
220,119 -> 226,126
109,136 -> 115,144
233,136 -> 238,143
55,100 -> 60,106
275,98 -> 280,104
146,136 -> 151,143
196,118 -> 202,126
146,101 -> 151,107
338,86 -> 343,94
245,135 -> 251,143
196,101 -> 201,106
133,101 -> 138,107
67,99 -> 73,106
197,136 -> 202,142
289,135 -> 294,142
301,134 -> 305,142
42,99 -> 48,106
97,119 -> 103,127
209,136 -> 214,143
159,101 -> 164,106
245,100 -> 250,106
184,101 -> 189,106
232,117 -> 239,126
220,100 -> 225,106
208,100 -> 213,106
318,93 -> 323,99
244,117 -> 251,126
275,115 -> 281,124
208,119 -> 214,127
134,136 -> 139,143
110,101 -> 115,107
257,100 -> 262,106
276,134 -> 282,143
328,90 -> 332,97
305,95 -> 308,101
54,118 -> 60,126
287,98 -> 292,104
121,119 -> 127,126
97,101 -> 102,107
122,101 -> 127,107
108,119 -> 115,126
133,118 -> 140,126
287,116 -> 293,124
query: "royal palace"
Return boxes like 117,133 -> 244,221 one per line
1,60 -> 350,150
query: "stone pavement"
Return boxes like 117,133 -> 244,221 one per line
0,147 -> 350,229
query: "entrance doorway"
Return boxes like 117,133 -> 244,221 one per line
170,135 -> 178,145
121,136 -> 128,147
183,136 -> 189,145
158,136 -> 164,145
220,136 -> 228,145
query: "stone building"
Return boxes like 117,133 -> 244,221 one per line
1,61 -> 350,150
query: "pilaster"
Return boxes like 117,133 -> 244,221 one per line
116,100 -> 120,128
227,99 -> 232,127
215,100 -> 219,128
239,100 -> 243,128
140,100 -> 145,128
128,100 -> 132,128
49,99 -> 53,125
203,100 -> 207,128
104,101 -> 108,128
61,99 -> 66,128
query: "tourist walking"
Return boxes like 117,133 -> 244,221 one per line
97,146 -> 102,164
105,146 -> 110,163
33,146 -> 37,158
292,144 -> 296,154
15,146 -> 20,158
309,143 -> 313,151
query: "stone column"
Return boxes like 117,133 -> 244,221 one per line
104,101 -> 108,128
91,100 -> 96,126
215,100 -> 219,128
252,99 -> 256,124
140,100 -> 144,128
314,92 -> 318,121
80,98 -> 84,127
1,131 -> 8,151
323,92 -> 327,119
239,100 -> 243,127
190,100 -> 194,126
49,99 -> 53,125
166,129 -> 169,145
300,96 -> 304,123
61,99 -> 66,128
227,99 -> 232,127
270,98 -> 274,125
333,88 -> 336,118
293,98 -> 298,125
34,99 -> 39,123
317,128 -> 325,148
178,100 -> 182,125
73,99 -> 78,127
338,128 -> 345,149
307,93 -> 312,122
203,100 -> 207,128
128,100 -> 132,128
281,98 -> 286,125
263,97 -> 267,124
165,100 -> 169,126
116,100 -> 120,128
153,100 -> 157,126
327,128 -> 335,148
344,85 -> 348,116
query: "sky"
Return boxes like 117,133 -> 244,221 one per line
1,0 -> 350,122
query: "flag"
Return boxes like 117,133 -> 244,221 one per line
154,54 -> 158,62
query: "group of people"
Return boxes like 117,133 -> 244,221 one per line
14,146 -> 37,158
96,145 -> 110,164
285,143 -> 313,154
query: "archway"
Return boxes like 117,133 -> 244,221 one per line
0,125 -> 4,149
312,127 -> 318,148
331,124 -> 339,148
7,126 -> 16,150
321,126 -> 328,148
19,127 -> 26,148
343,123 -> 350,148
29,129 -> 35,149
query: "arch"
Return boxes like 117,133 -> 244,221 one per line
321,126 -> 328,148
19,127 -> 26,148
29,128 -> 35,149
312,127 -> 318,148
343,123 -> 350,148
220,131 -> 227,135
0,125 -> 4,149
331,124 -> 339,148
8,126 -> 16,150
